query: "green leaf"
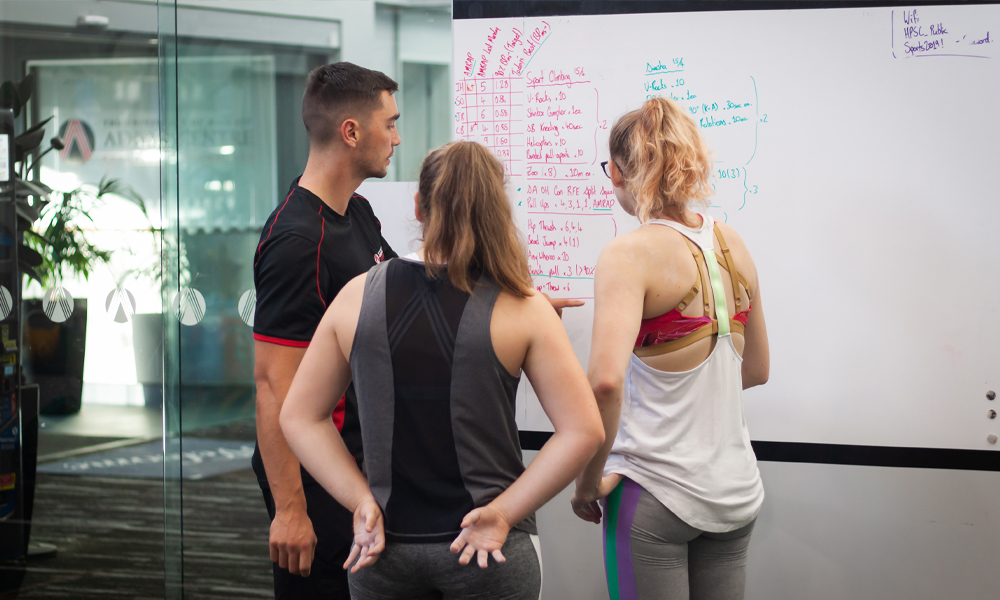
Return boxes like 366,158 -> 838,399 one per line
24,228 -> 51,245
0,81 -> 21,116
19,264 -> 42,283
18,243 -> 43,268
17,216 -> 35,236
15,199 -> 41,223
19,115 -> 53,140
14,178 -> 52,200
15,128 -> 46,162
96,175 -> 113,196
16,73 -> 35,106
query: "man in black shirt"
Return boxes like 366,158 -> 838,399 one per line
251,62 -> 399,599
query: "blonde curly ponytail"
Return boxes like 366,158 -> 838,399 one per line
608,97 -> 714,224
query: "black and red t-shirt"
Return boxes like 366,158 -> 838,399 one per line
251,180 -> 396,485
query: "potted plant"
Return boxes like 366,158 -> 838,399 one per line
3,74 -> 148,415
131,231 -> 189,408
0,74 -> 49,287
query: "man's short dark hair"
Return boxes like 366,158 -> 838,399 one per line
302,62 -> 398,146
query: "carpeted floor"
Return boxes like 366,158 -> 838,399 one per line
0,419 -> 275,599
0,469 -> 274,599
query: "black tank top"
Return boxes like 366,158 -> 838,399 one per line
350,258 -> 536,543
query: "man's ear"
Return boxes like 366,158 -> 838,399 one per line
340,118 -> 360,148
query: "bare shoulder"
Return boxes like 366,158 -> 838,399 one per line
322,272 -> 369,332
599,224 -> 686,266
490,288 -> 560,375
493,288 -> 566,342
334,272 -> 368,307
494,288 -> 551,322
715,221 -> 759,286
715,221 -> 750,253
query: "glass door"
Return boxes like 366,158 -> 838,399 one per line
1,0 -> 168,596
157,1 -> 453,596
1,0 -> 452,596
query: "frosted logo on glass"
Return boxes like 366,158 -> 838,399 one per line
0,286 -> 12,321
171,287 -> 206,326
106,285 -> 136,323
43,287 -> 74,323
237,288 -> 255,327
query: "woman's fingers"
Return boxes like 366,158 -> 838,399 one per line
572,502 -> 601,524
352,545 -> 368,573
452,508 -> 511,568
345,542 -> 384,573
343,542 -> 361,571
351,544 -> 369,573
450,532 -> 466,554
460,508 -> 481,529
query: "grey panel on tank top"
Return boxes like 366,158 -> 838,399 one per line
349,261 -> 394,509
351,263 -> 536,535
450,275 -> 536,535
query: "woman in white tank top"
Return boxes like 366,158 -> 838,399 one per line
571,97 -> 770,600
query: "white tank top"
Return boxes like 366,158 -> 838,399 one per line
604,214 -> 764,532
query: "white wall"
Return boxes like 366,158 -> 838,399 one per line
525,450 -> 1000,600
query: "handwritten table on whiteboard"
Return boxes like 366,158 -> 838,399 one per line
452,5 -> 1000,450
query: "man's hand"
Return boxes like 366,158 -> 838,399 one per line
540,292 -> 585,318
270,505 -> 317,577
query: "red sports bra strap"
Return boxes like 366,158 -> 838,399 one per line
634,320 -> 719,357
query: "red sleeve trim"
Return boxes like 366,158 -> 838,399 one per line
253,333 -> 310,348
317,216 -> 327,309
255,189 -> 295,267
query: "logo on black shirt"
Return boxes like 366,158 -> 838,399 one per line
374,247 -> 385,264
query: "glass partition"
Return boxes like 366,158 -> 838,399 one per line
0,0 -> 452,596
160,0 -> 452,596
0,0 -> 167,595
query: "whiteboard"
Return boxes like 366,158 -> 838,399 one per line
449,4 -> 1000,450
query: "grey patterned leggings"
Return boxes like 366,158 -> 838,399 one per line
348,528 -> 542,600
603,479 -> 756,600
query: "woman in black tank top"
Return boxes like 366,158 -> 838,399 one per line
280,141 -> 605,599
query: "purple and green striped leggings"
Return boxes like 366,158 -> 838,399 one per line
601,477 -> 755,600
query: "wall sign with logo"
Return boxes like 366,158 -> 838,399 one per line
30,57 -> 278,230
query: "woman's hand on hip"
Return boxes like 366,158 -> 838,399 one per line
344,496 -> 385,573
571,474 -> 622,524
451,504 -> 512,568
